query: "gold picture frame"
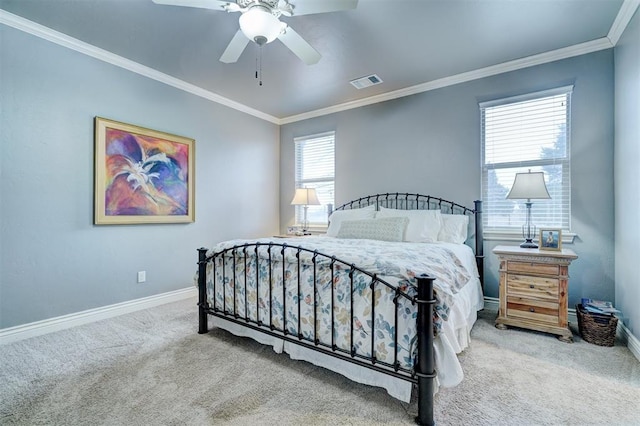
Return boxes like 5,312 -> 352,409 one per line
539,228 -> 562,251
94,117 -> 195,225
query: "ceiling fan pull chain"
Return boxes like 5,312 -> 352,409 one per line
256,46 -> 262,86
255,46 -> 258,80
259,46 -> 263,86
254,44 -> 263,86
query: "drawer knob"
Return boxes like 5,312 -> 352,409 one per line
529,284 -> 535,289
529,308 -> 535,312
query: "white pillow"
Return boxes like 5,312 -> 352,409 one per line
326,205 -> 376,237
375,207 -> 442,243
336,217 -> 409,242
437,214 -> 469,244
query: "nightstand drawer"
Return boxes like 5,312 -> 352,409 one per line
507,274 -> 559,301
494,245 -> 577,342
507,297 -> 559,324
507,261 -> 559,276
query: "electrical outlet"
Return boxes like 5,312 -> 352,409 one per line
137,271 -> 146,283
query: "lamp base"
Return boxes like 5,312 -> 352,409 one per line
519,240 -> 539,249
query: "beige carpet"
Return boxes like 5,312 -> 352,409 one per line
1,297 -> 638,425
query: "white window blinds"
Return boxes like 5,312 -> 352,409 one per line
480,86 -> 572,232
294,131 -> 335,226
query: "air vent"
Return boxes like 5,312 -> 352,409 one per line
350,74 -> 383,89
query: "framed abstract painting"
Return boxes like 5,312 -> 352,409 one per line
94,117 -> 195,225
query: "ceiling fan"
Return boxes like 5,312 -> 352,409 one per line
152,0 -> 358,65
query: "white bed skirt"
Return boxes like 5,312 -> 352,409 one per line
210,276 -> 484,403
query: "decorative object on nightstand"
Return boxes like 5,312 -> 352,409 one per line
291,188 -> 321,235
539,228 -> 562,251
506,170 -> 551,248
493,245 -> 577,343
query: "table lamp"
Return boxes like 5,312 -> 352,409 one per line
506,171 -> 551,248
291,188 -> 321,235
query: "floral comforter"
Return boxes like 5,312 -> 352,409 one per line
201,236 -> 471,369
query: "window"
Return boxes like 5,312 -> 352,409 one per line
480,86 -> 572,233
294,131 -> 335,226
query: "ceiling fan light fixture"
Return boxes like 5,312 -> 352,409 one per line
239,6 -> 282,45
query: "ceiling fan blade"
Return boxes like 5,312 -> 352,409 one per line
278,25 -> 321,65
220,30 -> 250,63
288,0 -> 358,16
152,0 -> 237,11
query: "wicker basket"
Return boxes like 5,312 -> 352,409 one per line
575,304 -> 618,347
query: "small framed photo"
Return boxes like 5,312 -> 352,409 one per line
539,228 -> 562,251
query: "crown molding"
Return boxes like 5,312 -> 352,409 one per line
279,37 -> 613,124
607,0 -> 640,45
2,2 -> 635,126
0,10 -> 280,125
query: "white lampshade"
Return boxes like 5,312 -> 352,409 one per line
291,188 -> 321,206
239,6 -> 282,45
506,171 -> 551,200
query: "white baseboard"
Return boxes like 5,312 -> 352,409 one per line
2,291 -> 638,364
482,297 -> 640,362
621,323 -> 640,362
0,287 -> 197,345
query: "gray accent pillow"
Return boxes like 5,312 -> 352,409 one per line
336,217 -> 409,242
326,205 -> 376,237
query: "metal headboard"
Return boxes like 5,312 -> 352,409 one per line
329,193 -> 484,287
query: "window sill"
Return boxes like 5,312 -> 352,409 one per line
484,230 -> 576,244
291,225 -> 328,235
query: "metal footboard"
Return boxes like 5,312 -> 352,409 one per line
197,244 -> 437,425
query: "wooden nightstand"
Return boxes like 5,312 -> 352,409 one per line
493,245 -> 578,343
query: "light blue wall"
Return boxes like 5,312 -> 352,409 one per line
2,18 -> 629,340
0,26 -> 280,329
614,9 -> 640,340
280,50 -> 615,310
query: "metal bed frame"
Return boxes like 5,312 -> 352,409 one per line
197,193 -> 483,425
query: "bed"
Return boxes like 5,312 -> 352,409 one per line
196,193 -> 484,425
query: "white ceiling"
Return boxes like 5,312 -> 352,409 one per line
1,0 -> 635,123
